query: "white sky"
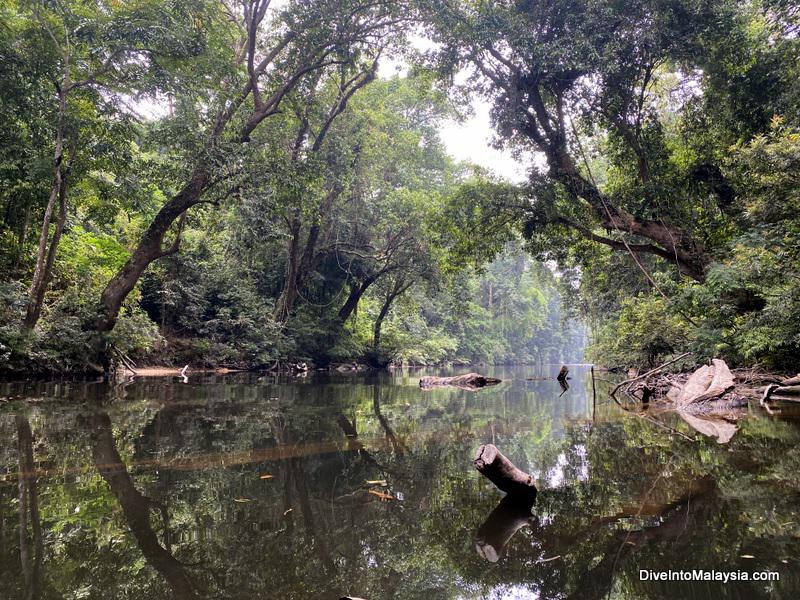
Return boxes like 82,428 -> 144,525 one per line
437,100 -> 529,183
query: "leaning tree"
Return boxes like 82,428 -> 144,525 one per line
91,0 -> 410,366
422,0 -> 745,283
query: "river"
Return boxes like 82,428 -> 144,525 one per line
1,365 -> 798,599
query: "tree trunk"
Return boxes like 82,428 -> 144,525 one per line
24,170 -> 68,330
372,286 -> 399,352
94,169 -> 209,360
273,217 -> 324,322
372,305 -> 389,352
274,183 -> 339,322
24,89 -> 68,330
550,147 -> 709,282
337,276 -> 377,323
273,218 -> 302,322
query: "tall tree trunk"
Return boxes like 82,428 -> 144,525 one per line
93,169 -> 209,361
273,189 -> 335,322
90,413 -> 198,600
548,145 -> 709,282
273,218 -> 302,322
491,68 -> 710,281
16,416 -> 43,600
24,89 -> 68,331
338,275 -> 378,323
372,279 -> 409,353
24,170 -> 69,330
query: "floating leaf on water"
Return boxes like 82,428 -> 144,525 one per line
368,489 -> 394,501
234,498 -> 252,503
365,479 -> 387,486
259,474 -> 274,480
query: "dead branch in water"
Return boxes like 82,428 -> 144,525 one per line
761,373 -> 800,407
610,352 -> 692,398
474,444 -> 537,502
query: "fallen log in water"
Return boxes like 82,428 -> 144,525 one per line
761,373 -> 800,406
611,357 -> 748,443
419,373 -> 501,391
610,352 -> 693,398
474,443 -> 537,502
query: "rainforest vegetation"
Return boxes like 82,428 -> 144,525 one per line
0,0 -> 798,374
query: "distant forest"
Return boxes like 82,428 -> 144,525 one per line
1,0 -> 797,373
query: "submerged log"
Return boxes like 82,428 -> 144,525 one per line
419,373 -> 501,391
474,444 -> 537,502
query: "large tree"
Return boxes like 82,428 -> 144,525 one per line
91,0 -> 409,366
422,0 -> 750,282
3,0 -> 212,330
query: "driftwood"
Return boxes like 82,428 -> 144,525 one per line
474,444 -> 537,502
663,359 -> 739,443
612,357 -> 746,443
419,373 -> 501,391
668,359 -> 736,406
761,373 -> 800,406
527,364 -> 571,382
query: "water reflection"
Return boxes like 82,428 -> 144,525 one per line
91,412 -> 198,599
16,416 -> 43,600
0,366 -> 799,599
475,495 -> 536,563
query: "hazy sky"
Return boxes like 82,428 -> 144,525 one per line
378,39 -> 529,183
438,100 -> 530,183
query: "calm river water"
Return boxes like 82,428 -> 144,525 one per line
1,365 -> 799,599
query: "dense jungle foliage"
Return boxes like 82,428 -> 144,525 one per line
0,0 -> 798,373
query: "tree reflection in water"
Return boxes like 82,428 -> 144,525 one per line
0,367 -> 798,599
90,412 -> 198,600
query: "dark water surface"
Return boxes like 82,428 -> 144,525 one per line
1,365 -> 799,599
